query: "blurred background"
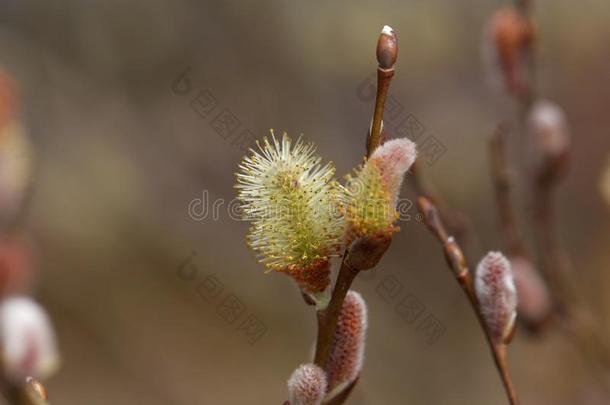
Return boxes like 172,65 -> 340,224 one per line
0,0 -> 609,403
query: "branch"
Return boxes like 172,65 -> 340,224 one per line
313,252 -> 359,369
417,196 -> 520,405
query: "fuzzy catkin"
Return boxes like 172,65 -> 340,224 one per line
235,132 -> 345,292
345,138 -> 416,239
0,296 -> 60,383
287,363 -> 327,405
475,252 -> 518,343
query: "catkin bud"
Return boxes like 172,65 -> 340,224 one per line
510,256 -> 552,329
345,138 -> 416,239
475,252 -> 518,344
325,291 -> 367,392
368,138 -> 417,205
528,100 -> 570,185
0,296 -> 60,383
287,363 -> 327,405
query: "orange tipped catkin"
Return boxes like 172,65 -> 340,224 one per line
325,290 -> 367,391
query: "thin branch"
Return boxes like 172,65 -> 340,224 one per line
308,26 -> 399,405
417,196 -> 520,405
409,160 -> 476,265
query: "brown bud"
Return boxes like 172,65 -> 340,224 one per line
485,7 -> 534,94
346,232 -> 391,271
376,25 -> 397,69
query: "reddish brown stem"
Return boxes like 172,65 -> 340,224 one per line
489,123 -> 528,258
313,253 -> 359,369
367,68 -> 394,157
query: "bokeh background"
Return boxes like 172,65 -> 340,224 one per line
1,0 -> 610,403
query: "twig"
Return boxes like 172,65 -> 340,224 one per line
417,196 -> 520,405
409,160 -> 476,265
531,152 -> 610,377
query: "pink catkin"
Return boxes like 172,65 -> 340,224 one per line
325,290 -> 367,392
369,138 -> 417,204
287,363 -> 327,405
475,252 -> 517,343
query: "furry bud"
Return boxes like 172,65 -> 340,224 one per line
345,138 -> 416,239
325,291 -> 367,392
0,296 -> 60,382
287,363 -> 327,405
510,256 -> 552,329
475,252 -> 517,344
368,138 -> 417,205
528,100 -> 570,159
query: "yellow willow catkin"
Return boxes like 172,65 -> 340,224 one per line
235,131 -> 345,292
